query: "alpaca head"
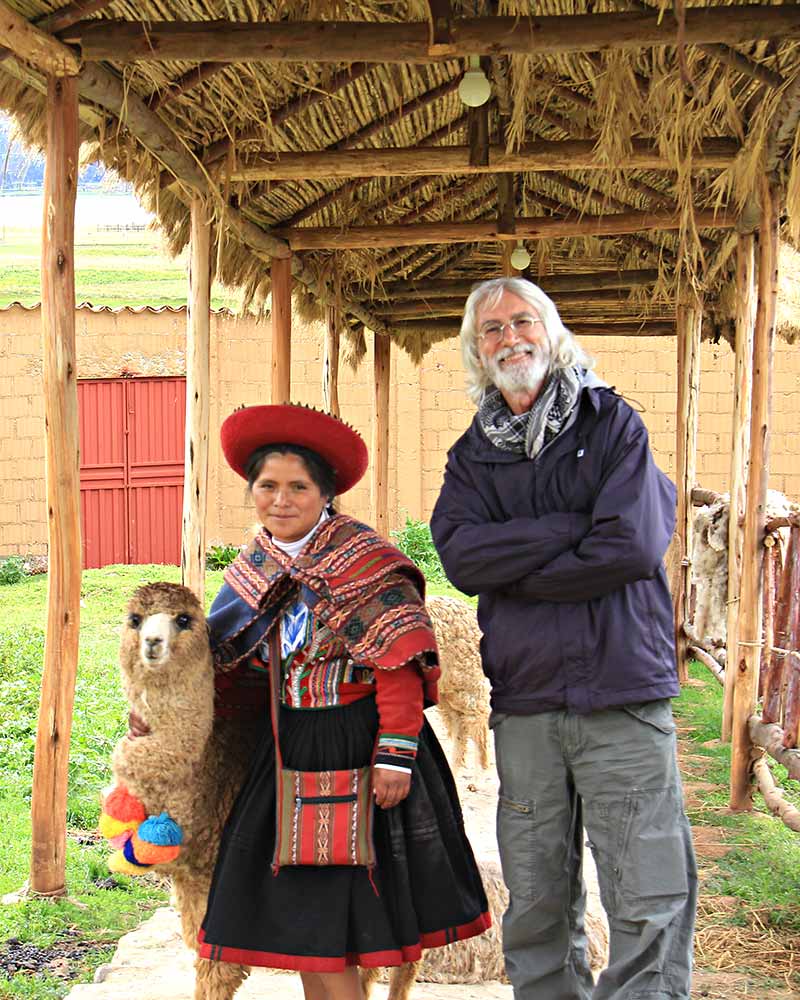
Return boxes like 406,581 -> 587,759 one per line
121,583 -> 210,681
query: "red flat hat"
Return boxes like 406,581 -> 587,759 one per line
220,403 -> 368,495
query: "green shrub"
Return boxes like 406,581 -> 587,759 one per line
206,543 -> 240,570
391,517 -> 447,584
0,555 -> 26,585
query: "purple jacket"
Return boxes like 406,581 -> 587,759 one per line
430,382 -> 679,715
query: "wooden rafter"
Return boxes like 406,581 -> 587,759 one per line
376,270 -> 660,298
406,242 -> 477,283
63,8 -> 800,62
228,138 -> 739,182
371,288 -> 657,315
148,62 -> 231,112
392,318 -> 676,337
236,73 -> 461,212
278,208 -> 735,251
278,111 -> 471,228
630,0 -> 785,89
202,63 -> 373,168
0,0 -> 112,65
0,2 -> 80,75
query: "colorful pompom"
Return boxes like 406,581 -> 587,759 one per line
108,830 -> 133,850
138,813 -> 183,848
108,849 -> 151,876
130,833 -> 181,865
98,814 -> 140,840
102,785 -> 147,824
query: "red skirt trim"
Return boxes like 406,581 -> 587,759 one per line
197,911 -> 491,972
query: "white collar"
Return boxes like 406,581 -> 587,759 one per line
271,508 -> 330,560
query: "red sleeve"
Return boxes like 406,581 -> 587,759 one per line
373,662 -> 424,770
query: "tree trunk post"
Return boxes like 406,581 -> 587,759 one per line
271,256 -> 292,404
181,196 -> 212,601
730,178 -> 779,811
323,304 -> 340,418
29,74 -> 81,897
372,332 -> 391,538
722,232 -> 756,740
674,302 -> 702,684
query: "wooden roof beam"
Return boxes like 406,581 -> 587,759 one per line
629,0 -> 785,89
391,319 -> 677,337
373,288 -> 656,315
278,111 -> 471,228
0,0 -> 111,66
229,138 -> 739,182
228,74 -> 462,209
0,2 -> 81,75
371,270 -> 660,299
64,8 -> 800,63
279,208 -> 735,251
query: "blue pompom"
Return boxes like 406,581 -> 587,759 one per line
138,812 -> 183,847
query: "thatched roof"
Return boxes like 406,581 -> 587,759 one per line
2,0 -> 800,359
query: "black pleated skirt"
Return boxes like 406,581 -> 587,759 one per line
198,696 -> 490,972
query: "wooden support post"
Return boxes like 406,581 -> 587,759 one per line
372,332 -> 391,538
323,304 -> 340,418
181,196 -> 212,602
29,74 -> 80,897
674,303 -> 702,684
722,232 -> 756,741
730,178 -> 779,811
271,256 -> 292,404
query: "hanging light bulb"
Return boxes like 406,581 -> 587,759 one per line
510,240 -> 531,271
458,56 -> 491,108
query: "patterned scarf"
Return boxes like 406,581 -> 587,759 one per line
223,514 -> 440,686
478,366 -> 584,458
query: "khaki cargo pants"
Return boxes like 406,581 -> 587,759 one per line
490,700 -> 697,1000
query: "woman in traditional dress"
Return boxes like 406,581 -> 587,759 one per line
196,403 -> 489,1000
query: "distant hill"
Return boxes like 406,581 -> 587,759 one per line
0,113 -> 126,193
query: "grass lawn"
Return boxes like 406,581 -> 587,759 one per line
0,225 -> 244,312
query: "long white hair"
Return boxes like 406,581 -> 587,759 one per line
459,277 -> 594,404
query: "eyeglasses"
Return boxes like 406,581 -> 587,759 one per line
477,315 -> 544,345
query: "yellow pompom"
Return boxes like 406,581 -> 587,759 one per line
98,813 -> 140,840
108,851 -> 152,876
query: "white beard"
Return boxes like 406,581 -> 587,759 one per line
486,344 -> 550,396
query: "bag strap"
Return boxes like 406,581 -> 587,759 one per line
267,627 -> 285,772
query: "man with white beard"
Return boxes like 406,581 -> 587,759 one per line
430,278 -> 697,1000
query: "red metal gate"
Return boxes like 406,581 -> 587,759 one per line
78,377 -> 186,568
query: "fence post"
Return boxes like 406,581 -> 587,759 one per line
730,178 -> 779,810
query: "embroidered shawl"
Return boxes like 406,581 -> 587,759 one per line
213,514 -> 440,700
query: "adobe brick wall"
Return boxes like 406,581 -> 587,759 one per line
1,303 -> 799,558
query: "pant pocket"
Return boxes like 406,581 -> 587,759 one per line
621,699 -> 676,735
496,795 -> 537,901
615,787 -> 690,914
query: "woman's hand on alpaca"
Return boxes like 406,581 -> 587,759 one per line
372,767 -> 411,809
127,710 -> 150,739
